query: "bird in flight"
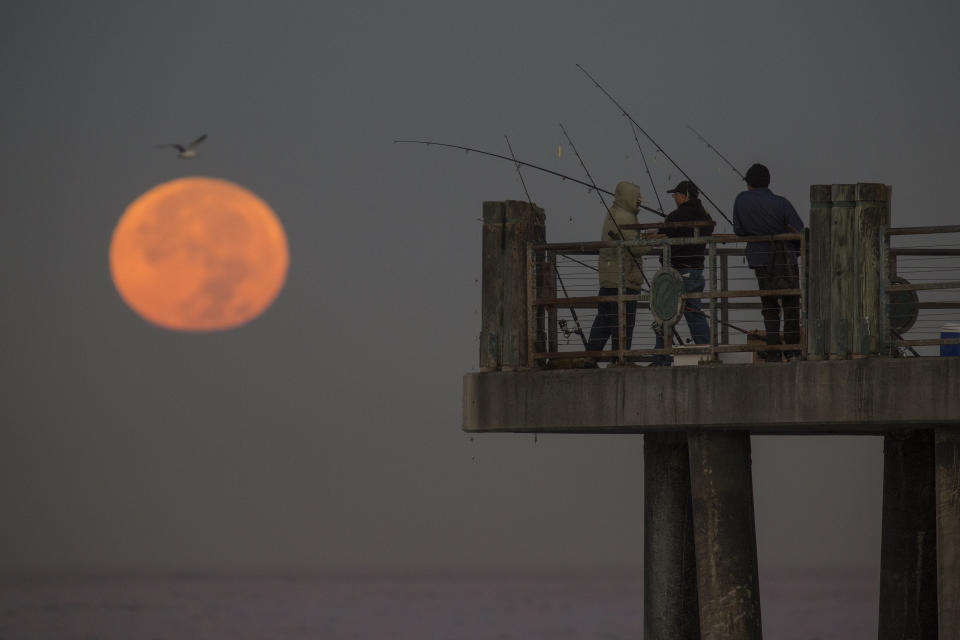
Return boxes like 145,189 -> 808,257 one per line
157,134 -> 207,159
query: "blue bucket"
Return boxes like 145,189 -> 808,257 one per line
941,323 -> 960,356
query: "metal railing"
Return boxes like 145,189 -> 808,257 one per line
883,225 -> 960,355
526,227 -> 806,366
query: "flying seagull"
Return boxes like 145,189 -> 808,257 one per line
157,134 -> 207,159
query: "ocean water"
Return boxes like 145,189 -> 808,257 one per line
0,567 -> 878,639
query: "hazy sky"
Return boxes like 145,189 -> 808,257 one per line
2,1 -> 958,572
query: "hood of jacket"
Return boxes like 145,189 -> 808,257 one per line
597,181 -> 645,290
612,181 -> 642,214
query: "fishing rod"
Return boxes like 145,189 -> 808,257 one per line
504,134 -> 533,203
686,125 -> 745,181
394,139 -> 666,218
575,64 -> 734,227
505,134 -> 588,349
684,305 -> 751,335
559,123 -> 686,348
559,122 -> 751,341
631,124 -> 664,214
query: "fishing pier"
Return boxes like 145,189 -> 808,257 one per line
463,185 -> 960,639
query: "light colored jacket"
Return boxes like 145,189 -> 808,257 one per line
598,181 -> 645,289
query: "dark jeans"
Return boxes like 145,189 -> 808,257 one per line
587,287 -> 639,352
652,269 -> 711,365
755,266 -> 800,349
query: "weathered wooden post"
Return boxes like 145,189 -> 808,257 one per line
852,183 -> 890,356
644,432 -> 700,639
828,184 -> 857,359
811,183 -> 890,358
807,185 -> 833,359
688,431 -> 762,640
936,428 -> 960,638
479,200 -> 546,370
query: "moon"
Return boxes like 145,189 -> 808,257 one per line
109,177 -> 289,331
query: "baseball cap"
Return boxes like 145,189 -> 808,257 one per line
667,180 -> 699,199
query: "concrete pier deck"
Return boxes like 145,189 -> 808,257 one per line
463,357 -> 960,435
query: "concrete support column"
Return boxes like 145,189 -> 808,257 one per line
879,430 -> 938,639
644,432 -> 700,640
936,428 -> 960,638
688,431 -> 762,640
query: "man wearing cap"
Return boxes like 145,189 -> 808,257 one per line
650,180 -> 715,365
732,163 -> 805,361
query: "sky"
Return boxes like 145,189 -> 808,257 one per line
2,1 -> 959,573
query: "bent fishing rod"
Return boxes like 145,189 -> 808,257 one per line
686,125 -> 745,181
559,123 -> 685,347
575,64 -> 734,227
559,122 -> 654,279
505,134 -> 589,349
394,139 -> 666,218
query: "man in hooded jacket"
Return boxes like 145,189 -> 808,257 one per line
586,181 -> 646,355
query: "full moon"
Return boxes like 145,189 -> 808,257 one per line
109,177 -> 289,331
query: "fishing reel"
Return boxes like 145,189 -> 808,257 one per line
559,318 -> 583,344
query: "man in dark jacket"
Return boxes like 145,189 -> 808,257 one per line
650,180 -> 715,365
732,163 -> 805,361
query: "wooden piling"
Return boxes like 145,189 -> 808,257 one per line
807,185 -> 833,359
936,428 -> 960,638
688,431 -> 762,640
878,429 -> 938,639
480,201 -> 506,370
479,201 -> 545,370
853,184 -> 891,356
829,184 -> 857,359
644,432 -> 700,640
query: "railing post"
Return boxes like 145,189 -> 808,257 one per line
708,237 -> 718,358
663,243 -> 673,356
617,244 -> 626,364
720,255 -> 730,345
879,227 -> 891,355
546,251 -> 558,354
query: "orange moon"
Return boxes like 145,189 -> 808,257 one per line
109,177 -> 289,331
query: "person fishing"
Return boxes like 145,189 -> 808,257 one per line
585,181 -> 647,358
649,181 -> 715,365
732,163 -> 805,362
